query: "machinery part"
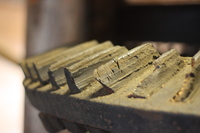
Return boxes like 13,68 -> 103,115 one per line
22,40 -> 200,133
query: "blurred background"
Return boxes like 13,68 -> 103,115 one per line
0,0 -> 25,133
0,0 -> 200,133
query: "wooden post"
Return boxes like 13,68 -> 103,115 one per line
25,0 -> 89,132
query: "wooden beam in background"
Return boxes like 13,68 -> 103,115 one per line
125,0 -> 200,5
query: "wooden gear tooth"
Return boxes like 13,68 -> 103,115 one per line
172,50 -> 200,102
48,41 -> 114,88
34,40 -> 99,84
133,49 -> 184,98
64,45 -> 128,94
21,44 -> 70,80
93,43 -> 160,97
64,68 -> 81,94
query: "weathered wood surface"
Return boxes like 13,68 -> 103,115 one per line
22,40 -> 200,133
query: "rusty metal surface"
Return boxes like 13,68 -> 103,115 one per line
21,40 -> 200,133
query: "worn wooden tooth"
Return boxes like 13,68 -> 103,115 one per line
95,78 -> 114,94
133,49 -> 185,98
20,61 -> 30,78
23,79 -> 32,87
64,46 -> 128,94
50,41 -> 113,72
172,50 -> 200,102
48,71 -> 60,90
64,68 -> 81,94
33,40 -> 98,84
35,40 -> 98,67
172,72 -> 195,102
48,41 -> 114,86
192,50 -> 200,70
33,63 -> 47,84
93,43 -> 160,92
26,63 -> 38,81
22,45 -> 68,80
